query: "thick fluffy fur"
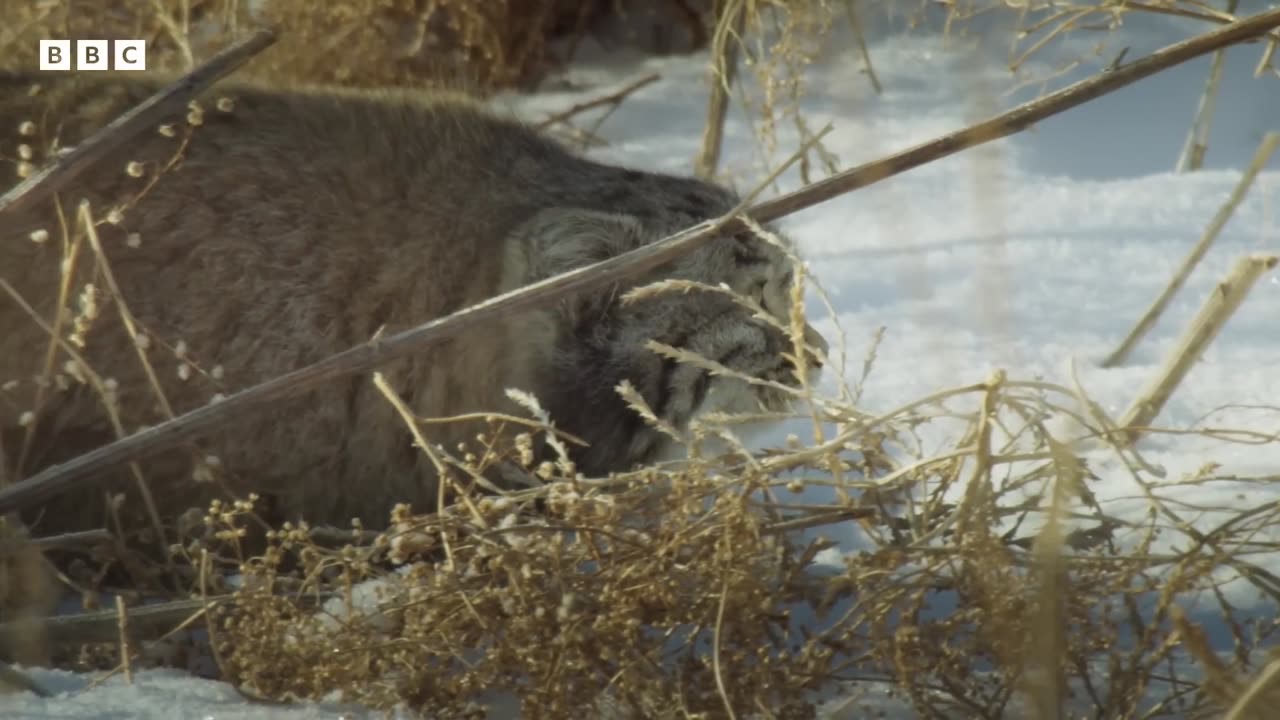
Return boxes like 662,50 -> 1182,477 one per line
0,72 -> 826,534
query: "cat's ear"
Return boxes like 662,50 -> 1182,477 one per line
512,208 -> 649,327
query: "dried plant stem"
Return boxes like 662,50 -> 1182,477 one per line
0,597 -> 212,647
1225,655 -> 1280,720
712,574 -> 737,720
149,0 -> 196,69
80,203 -> 178,576
533,72 -> 660,131
0,27 -> 276,218
1255,36 -> 1279,77
1125,0 -> 1280,46
2,10 -> 1279,518
751,8 -> 1280,223
695,0 -> 745,179
371,372 -> 490,525
1020,435 -> 1078,719
845,0 -> 882,94
1118,254 -> 1280,444
0,528 -> 112,555
1176,0 -> 1237,172
115,596 -> 134,684
1102,132 -> 1279,368
13,198 -> 77,481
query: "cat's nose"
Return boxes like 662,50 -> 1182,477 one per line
803,322 -> 828,369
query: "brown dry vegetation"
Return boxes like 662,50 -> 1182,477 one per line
0,0 -> 713,91
3,1 -> 1280,718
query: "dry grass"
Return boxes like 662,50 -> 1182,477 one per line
169,331 -> 1280,717
2,1 -> 1280,718
0,0 -> 702,92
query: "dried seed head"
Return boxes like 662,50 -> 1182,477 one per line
193,462 -> 215,484
62,359 -> 86,384
76,283 -> 99,321
29,228 -> 49,244
174,339 -> 188,358
216,96 -> 235,112
16,161 -> 33,178
17,120 -> 35,136
177,362 -> 192,381
126,232 -> 142,248
16,143 -> 32,160
17,411 -> 34,427
126,160 -> 145,178
158,124 -> 176,137
105,207 -> 124,225
134,333 -> 151,350
211,364 -> 224,380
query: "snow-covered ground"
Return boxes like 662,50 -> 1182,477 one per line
6,6 -> 1280,718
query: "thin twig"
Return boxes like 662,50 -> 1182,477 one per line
0,27 -> 277,218
81,201 -> 178,581
533,73 -> 660,131
712,573 -> 738,720
1103,132 -> 1280,367
845,0 -> 882,94
1,10 -> 1279,517
0,528 -> 113,555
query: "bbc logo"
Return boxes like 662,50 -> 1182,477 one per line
39,39 -> 147,71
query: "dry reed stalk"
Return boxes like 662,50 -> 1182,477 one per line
695,0 -> 746,179
1103,132 -> 1279,367
2,8 -> 1280,520
0,27 -> 277,217
1225,655 -> 1280,720
1175,0 -> 1237,172
1126,0 -> 1280,46
751,8 -> 1280,222
114,595 -> 133,684
0,596 -> 220,647
1118,253 -> 1280,445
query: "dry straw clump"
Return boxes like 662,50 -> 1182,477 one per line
4,1 -> 1280,717
187,343 -> 1280,718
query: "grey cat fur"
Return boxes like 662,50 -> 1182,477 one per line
0,72 -> 827,535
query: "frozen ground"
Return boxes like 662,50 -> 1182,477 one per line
6,6 -> 1280,718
